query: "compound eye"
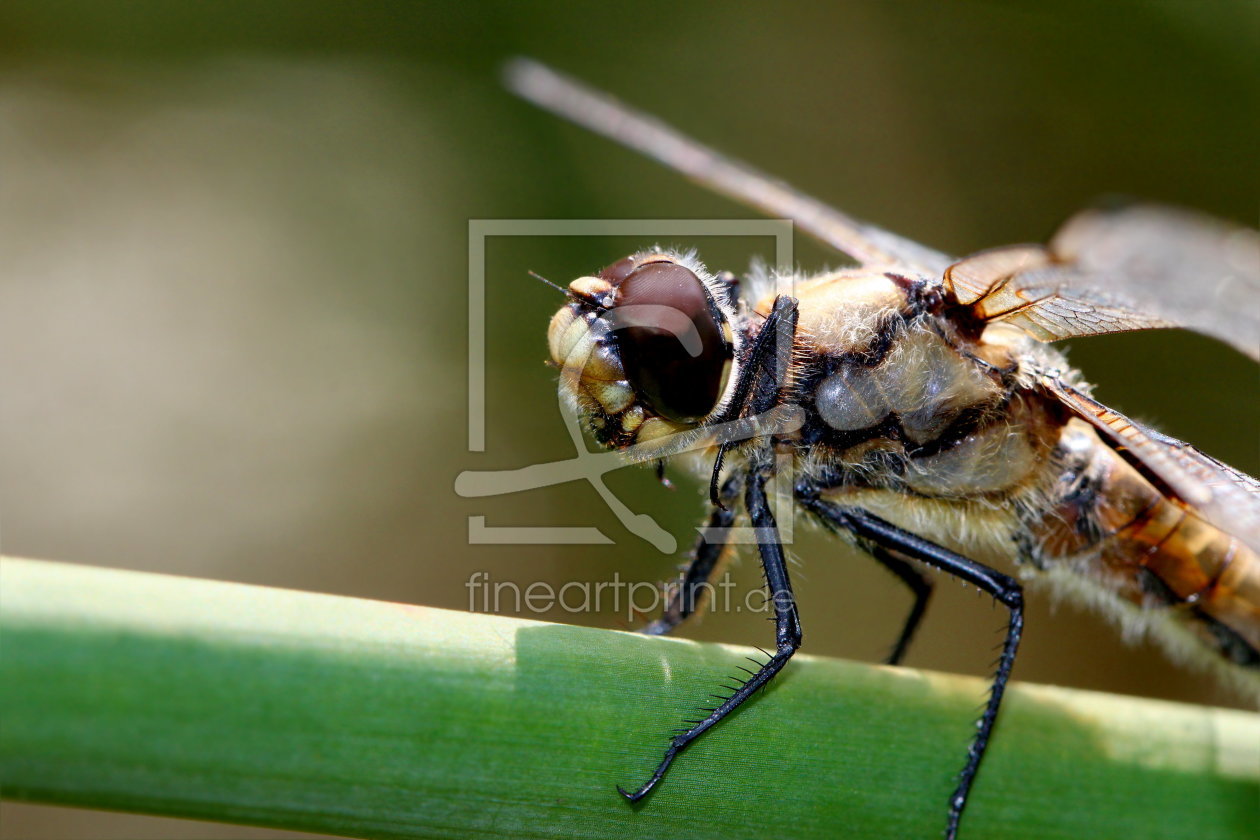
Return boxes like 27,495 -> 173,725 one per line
614,262 -> 730,423
597,256 -> 638,284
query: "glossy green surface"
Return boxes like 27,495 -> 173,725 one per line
2,557 -> 1257,839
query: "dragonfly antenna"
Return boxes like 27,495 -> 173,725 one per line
528,270 -> 570,296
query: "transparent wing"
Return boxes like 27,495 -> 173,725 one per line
945,206 -> 1260,360
1043,375 -> 1260,553
504,58 -> 953,275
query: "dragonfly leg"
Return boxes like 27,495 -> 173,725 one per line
797,492 -> 933,665
619,469 -> 801,802
798,493 -> 1023,840
641,476 -> 741,636
867,545 -> 934,666
708,295 -> 798,506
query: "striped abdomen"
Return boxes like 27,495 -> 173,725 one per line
1033,419 -> 1260,668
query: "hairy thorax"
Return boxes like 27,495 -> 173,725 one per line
753,270 -> 1066,565
751,271 -> 1259,681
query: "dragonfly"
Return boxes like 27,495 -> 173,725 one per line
504,57 -> 1260,839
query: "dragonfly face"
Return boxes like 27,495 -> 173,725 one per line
508,58 -> 1260,840
547,252 -> 737,449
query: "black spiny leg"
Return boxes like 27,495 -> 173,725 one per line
619,470 -> 801,802
799,495 -> 932,665
708,295 -> 799,506
642,476 -> 741,637
869,546 -> 933,665
798,494 -> 1022,840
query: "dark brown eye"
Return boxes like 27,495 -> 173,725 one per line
614,262 -> 729,423
597,256 -> 638,284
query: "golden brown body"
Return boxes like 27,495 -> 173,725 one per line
1031,419 -> 1260,667
754,269 -> 1260,689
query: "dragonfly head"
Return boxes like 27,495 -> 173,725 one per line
547,251 -> 737,452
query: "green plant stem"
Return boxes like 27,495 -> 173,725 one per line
1,556 -> 1256,839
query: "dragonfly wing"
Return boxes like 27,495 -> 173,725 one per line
945,205 -> 1260,359
1042,375 -> 1260,553
504,58 -> 955,275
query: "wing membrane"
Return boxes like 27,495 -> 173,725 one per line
946,206 -> 1260,359
505,60 -> 1259,356
1043,375 -> 1260,553
504,58 -> 953,275
1051,206 -> 1260,358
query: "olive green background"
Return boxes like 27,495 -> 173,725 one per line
0,2 -> 1256,838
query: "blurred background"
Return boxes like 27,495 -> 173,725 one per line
0,2 -> 1256,837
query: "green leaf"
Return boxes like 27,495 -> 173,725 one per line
1,556 -> 1256,839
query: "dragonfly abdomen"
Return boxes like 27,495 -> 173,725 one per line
1033,418 -> 1260,674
